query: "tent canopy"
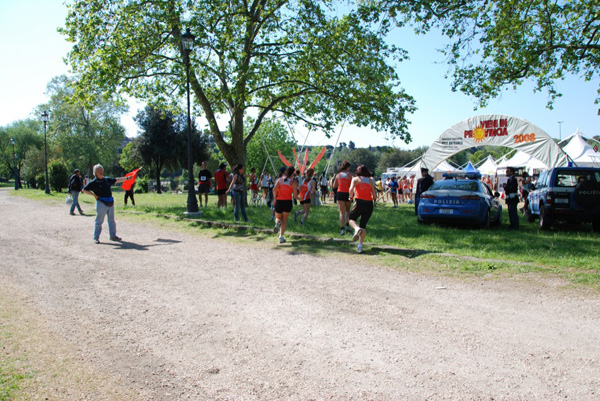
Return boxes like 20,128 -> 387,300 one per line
562,131 -> 600,167
477,156 -> 498,175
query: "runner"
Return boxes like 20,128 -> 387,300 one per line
319,171 -> 328,204
294,168 -> 316,225
332,161 -> 353,235
197,161 -> 212,207
389,176 -> 399,208
260,170 -> 269,204
249,167 -> 259,206
214,162 -> 229,209
348,165 -> 376,254
273,166 -> 300,243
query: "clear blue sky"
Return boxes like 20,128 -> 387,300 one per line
1,0 -> 599,149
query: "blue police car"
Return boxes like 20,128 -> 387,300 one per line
417,172 -> 502,228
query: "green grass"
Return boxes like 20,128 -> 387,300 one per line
12,188 -> 600,288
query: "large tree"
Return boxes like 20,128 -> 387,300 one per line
43,75 -> 128,175
371,0 -> 600,107
61,0 -> 416,168
0,120 -> 43,186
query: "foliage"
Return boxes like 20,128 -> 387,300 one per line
119,141 -> 143,173
0,120 -> 43,186
370,0 -> 600,107
42,75 -> 127,175
377,146 -> 427,174
245,118 -> 297,176
48,160 -> 70,192
36,173 -> 45,190
61,0 -> 416,168
136,176 -> 149,193
346,148 -> 379,175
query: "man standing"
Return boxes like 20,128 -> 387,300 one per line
82,164 -> 132,244
197,161 -> 212,207
503,166 -> 520,230
68,169 -> 84,215
214,162 -> 229,209
415,166 -> 434,215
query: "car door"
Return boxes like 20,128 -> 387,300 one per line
483,183 -> 499,222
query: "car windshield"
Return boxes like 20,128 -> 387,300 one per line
556,170 -> 600,187
429,180 -> 479,192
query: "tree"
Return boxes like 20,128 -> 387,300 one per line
0,120 -> 43,187
48,160 -> 70,192
377,147 -> 426,173
245,118 -> 297,176
346,148 -> 379,175
372,0 -> 600,107
61,1 -> 416,169
119,141 -> 144,173
43,75 -> 128,175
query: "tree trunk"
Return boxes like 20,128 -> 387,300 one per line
155,162 -> 162,194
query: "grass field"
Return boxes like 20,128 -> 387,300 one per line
11,188 -> 600,289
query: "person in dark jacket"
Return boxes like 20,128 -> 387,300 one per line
415,167 -> 434,215
68,169 -> 84,215
503,167 -> 520,230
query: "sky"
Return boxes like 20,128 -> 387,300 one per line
1,0 -> 599,150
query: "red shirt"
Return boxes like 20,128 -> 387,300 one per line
215,169 -> 229,190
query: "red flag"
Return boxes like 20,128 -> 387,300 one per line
121,168 -> 140,191
308,147 -> 327,170
277,150 -> 293,167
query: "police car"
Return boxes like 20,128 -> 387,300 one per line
417,172 -> 502,228
527,167 -> 600,232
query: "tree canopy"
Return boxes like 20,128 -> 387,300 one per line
61,0 -> 416,167
368,0 -> 600,107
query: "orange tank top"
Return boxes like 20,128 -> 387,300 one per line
354,177 -> 374,201
338,172 -> 351,192
276,177 -> 293,200
299,179 -> 312,201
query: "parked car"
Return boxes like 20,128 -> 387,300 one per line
527,167 -> 600,232
417,172 -> 502,228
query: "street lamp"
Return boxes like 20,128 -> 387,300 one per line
41,111 -> 50,194
558,120 -> 564,141
182,28 -> 199,214
10,138 -> 18,190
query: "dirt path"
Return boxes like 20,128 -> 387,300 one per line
1,188 -> 599,400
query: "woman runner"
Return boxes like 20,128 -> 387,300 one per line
348,165 -> 376,254
294,168 -> 315,225
332,161 -> 353,235
273,166 -> 300,243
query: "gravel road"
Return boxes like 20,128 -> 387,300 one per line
1,188 -> 599,400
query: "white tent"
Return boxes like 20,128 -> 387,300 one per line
433,160 -> 457,172
477,155 -> 498,176
561,131 -> 600,167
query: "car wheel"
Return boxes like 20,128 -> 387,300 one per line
481,209 -> 490,229
540,204 -> 552,230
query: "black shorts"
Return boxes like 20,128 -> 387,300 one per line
349,199 -> 374,229
320,185 -> 328,195
217,189 -> 227,195
275,200 -> 293,214
336,192 -> 350,202
300,198 -> 311,205
198,184 -> 211,194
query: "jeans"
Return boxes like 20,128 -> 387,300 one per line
94,200 -> 116,240
69,190 -> 82,214
232,190 -> 248,222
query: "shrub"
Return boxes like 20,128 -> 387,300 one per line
36,174 -> 45,190
49,160 -> 69,193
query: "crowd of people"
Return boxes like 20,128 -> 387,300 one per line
67,159 -> 536,250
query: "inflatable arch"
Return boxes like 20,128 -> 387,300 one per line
419,114 -> 569,175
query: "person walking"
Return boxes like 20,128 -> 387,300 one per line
294,168 -> 316,225
273,166 -> 300,243
249,167 -> 259,205
124,182 -> 136,205
82,164 -> 133,244
389,176 -> 399,208
214,162 -> 229,209
333,161 -> 353,235
226,164 -> 249,223
319,171 -> 328,204
68,169 -> 84,215
348,165 -> 376,254
503,166 -> 520,230
415,167 -> 434,215
197,161 -> 212,207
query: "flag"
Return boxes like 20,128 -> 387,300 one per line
121,168 -> 141,191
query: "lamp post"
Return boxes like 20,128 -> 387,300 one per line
558,120 -> 564,141
182,28 -> 199,214
41,111 -> 50,194
10,138 -> 18,190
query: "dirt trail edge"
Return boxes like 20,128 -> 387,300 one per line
1,188 -> 599,400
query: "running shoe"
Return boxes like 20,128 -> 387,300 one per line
279,236 -> 286,244
352,228 -> 363,242
110,236 -> 122,241
273,220 -> 281,233
340,228 -> 345,235
356,243 -> 363,253
94,238 -> 100,244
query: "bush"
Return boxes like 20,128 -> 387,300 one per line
136,177 -> 149,193
36,174 -> 45,190
49,160 -> 69,193
170,177 -> 180,191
